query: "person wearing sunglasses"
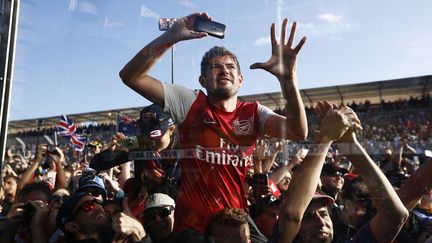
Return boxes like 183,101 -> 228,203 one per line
319,162 -> 349,202
141,193 -> 177,243
56,192 -> 112,242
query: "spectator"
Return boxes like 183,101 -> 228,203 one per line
206,207 -> 250,243
271,101 -> 408,243
56,192 -> 112,242
0,182 -> 51,242
140,193 -> 176,243
119,12 -> 308,237
319,162 -> 348,201
0,174 -> 18,216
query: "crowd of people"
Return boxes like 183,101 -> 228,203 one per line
1,12 -> 432,243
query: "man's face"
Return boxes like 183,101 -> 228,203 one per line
70,196 -> 111,234
321,172 -> 345,192
297,203 -> 333,243
3,177 -> 17,195
143,206 -> 175,241
200,55 -> 243,100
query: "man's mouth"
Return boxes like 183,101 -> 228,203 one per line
314,230 -> 330,240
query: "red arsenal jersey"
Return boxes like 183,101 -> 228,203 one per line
174,91 -> 259,233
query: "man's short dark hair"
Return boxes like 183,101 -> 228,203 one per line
206,207 -> 249,235
18,181 -> 51,199
200,46 -> 241,77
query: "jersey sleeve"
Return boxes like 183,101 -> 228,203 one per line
163,83 -> 199,124
257,102 -> 277,131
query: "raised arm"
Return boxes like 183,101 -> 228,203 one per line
278,102 -> 357,243
398,158 -> 432,211
119,12 -> 209,106
337,116 -> 409,243
251,19 -> 307,141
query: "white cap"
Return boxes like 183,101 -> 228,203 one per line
145,193 -> 175,210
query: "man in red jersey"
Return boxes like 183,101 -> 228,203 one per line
119,12 -> 308,237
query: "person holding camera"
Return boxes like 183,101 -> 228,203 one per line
0,181 -> 52,243
17,144 -> 68,192
119,12 -> 308,237
90,104 -> 179,219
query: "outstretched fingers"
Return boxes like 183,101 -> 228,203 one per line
280,19 -> 288,46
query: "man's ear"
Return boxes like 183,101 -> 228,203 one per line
199,75 -> 206,88
65,221 -> 80,233
238,74 -> 244,87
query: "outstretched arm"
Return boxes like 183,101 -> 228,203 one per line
279,101 -> 358,243
119,12 -> 209,106
337,116 -> 408,243
251,19 -> 307,141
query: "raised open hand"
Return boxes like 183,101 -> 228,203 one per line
250,18 -> 306,81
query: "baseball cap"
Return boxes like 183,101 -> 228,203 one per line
77,172 -> 107,198
137,104 -> 174,139
321,163 -> 349,177
310,192 -> 335,208
56,192 -> 91,231
144,193 -> 175,210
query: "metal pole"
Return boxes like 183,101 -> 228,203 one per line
0,0 -> 20,186
171,46 -> 174,84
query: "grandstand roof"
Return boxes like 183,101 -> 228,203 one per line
7,74 -> 432,134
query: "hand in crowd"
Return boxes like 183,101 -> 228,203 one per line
34,144 -> 48,164
112,197 -> 146,242
47,146 -> 65,169
100,172 -> 121,195
110,133 -> 127,152
315,101 -> 362,142
250,18 -> 306,81
28,200 -> 50,229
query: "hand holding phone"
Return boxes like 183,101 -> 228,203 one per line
194,17 -> 226,39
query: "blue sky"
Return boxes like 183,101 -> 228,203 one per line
9,0 -> 432,121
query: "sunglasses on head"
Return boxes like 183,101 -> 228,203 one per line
142,206 -> 173,221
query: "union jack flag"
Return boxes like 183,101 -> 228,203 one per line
58,115 -> 87,151
58,114 -> 76,137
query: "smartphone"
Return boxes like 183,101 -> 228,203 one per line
194,18 -> 226,39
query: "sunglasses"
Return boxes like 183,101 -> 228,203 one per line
83,188 -> 103,198
324,171 -> 346,177
49,194 -> 67,203
142,206 -> 173,221
73,198 -> 103,216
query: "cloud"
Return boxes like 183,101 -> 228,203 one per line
253,36 -> 271,46
179,0 -> 196,8
297,22 -> 319,36
316,13 -> 343,23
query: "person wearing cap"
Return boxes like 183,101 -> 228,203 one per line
56,192 -> 113,242
141,193 -> 177,243
319,162 -> 348,201
270,102 -> 408,243
120,12 -> 308,237
90,104 -> 179,220
76,170 -> 108,200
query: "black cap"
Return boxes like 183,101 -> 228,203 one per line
321,163 -> 349,176
138,104 -> 174,139
56,192 -> 88,232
